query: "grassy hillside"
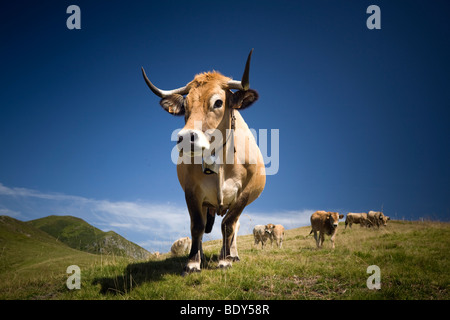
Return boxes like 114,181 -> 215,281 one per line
27,215 -> 150,260
65,220 -> 449,300
0,215 -> 102,299
1,219 -> 449,299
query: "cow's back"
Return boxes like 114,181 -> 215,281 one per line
253,225 -> 265,238
347,212 -> 364,224
346,213 -> 356,224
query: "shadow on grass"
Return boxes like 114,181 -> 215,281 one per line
92,254 -> 219,295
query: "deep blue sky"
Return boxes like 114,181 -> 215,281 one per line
1,1 -> 449,251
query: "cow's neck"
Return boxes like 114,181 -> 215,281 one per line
217,108 -> 236,157
202,107 -> 235,174
215,108 -> 237,214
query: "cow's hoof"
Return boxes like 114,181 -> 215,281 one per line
231,256 -> 240,262
182,262 -> 201,276
218,260 -> 232,269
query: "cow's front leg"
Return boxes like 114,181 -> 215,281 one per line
183,190 -> 206,275
330,231 -> 337,249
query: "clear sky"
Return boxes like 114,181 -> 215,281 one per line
1,1 -> 449,252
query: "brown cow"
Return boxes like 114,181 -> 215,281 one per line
345,212 -> 372,229
368,211 -> 389,228
310,211 -> 344,249
142,50 -> 266,274
266,224 -> 285,248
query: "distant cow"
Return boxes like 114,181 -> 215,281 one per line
253,225 -> 272,249
345,212 -> 372,229
310,211 -> 344,249
368,211 -> 390,228
171,237 -> 192,256
266,224 -> 285,248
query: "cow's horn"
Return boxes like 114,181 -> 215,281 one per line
141,67 -> 189,98
228,49 -> 253,91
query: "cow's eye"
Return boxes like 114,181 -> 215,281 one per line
213,99 -> 223,109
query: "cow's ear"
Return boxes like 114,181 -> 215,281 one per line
230,89 -> 259,110
339,214 -> 344,219
160,94 -> 185,116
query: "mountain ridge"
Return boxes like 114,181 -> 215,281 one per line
27,215 -> 151,260
0,214 -> 151,261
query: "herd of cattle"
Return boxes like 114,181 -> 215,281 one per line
171,210 -> 390,255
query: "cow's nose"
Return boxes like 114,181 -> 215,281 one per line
176,129 -> 209,155
177,132 -> 197,145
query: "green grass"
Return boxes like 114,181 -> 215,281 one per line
0,215 -> 102,299
1,219 -> 449,299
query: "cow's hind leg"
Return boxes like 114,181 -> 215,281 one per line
219,217 -> 241,268
229,220 -> 240,261
319,232 -> 325,248
313,230 -> 319,248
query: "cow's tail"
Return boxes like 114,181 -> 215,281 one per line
205,208 -> 215,234
309,229 -> 313,235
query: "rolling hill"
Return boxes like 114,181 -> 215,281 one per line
0,215 -> 92,275
0,215 -> 101,299
27,215 -> 151,260
0,215 -> 151,299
